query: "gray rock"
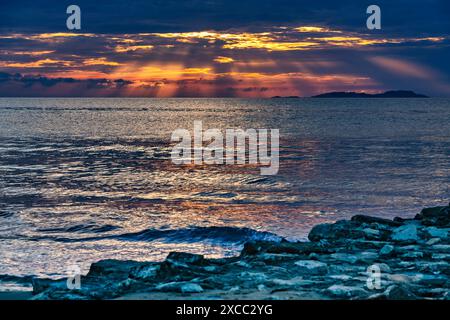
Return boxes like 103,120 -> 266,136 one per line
362,228 -> 381,239
181,283 -> 204,293
374,263 -> 392,273
415,205 -> 450,226
431,244 -> 450,252
156,281 -> 204,293
426,238 -> 441,245
259,253 -> 299,263
294,260 -> 328,275
391,224 -> 418,242
330,252 -> 377,264
308,220 -> 364,242
416,261 -> 449,274
166,252 -> 204,265
130,264 -> 158,281
413,274 -> 447,286
326,285 -> 368,298
330,253 -> 358,264
271,276 -> 314,287
401,252 -> 424,260
328,274 -> 353,281
381,285 -> 417,300
425,227 -> 448,239
431,253 -> 450,262
379,245 -> 395,256
351,215 -> 401,227
239,272 -> 267,282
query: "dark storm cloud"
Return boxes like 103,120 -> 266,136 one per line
0,73 -> 136,97
0,1 -> 449,97
1,0 -> 449,35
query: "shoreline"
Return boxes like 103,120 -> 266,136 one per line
2,204 -> 449,300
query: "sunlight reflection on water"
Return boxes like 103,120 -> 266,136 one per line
0,98 -> 449,278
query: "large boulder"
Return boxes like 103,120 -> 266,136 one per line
308,220 -> 365,242
415,205 -> 450,226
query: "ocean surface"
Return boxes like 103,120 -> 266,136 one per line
0,98 -> 449,283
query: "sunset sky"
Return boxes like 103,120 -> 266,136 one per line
1,0 -> 449,97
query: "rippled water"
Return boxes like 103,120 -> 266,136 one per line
0,98 -> 449,280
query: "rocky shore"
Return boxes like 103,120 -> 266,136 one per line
30,204 -> 449,300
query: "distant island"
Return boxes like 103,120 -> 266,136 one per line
271,90 -> 429,99
311,90 -> 429,98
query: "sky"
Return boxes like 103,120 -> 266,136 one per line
0,0 -> 449,97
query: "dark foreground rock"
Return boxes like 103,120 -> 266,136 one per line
30,204 -> 450,300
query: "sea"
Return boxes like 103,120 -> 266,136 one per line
0,97 -> 449,284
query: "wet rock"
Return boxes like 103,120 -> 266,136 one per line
241,241 -> 332,256
239,272 -> 267,282
330,253 -> 358,264
391,224 -> 418,242
379,244 -> 395,256
431,244 -> 450,252
155,281 -> 203,293
235,261 -> 251,268
326,285 -> 368,299
415,205 -> 450,226
130,264 -> 159,281
426,238 -> 441,245
328,274 -> 353,282
88,259 -> 145,277
258,253 -> 300,263
294,260 -> 328,275
425,227 -> 448,239
351,215 -> 401,227
380,285 -> 417,300
330,251 -> 378,264
181,283 -> 204,293
308,220 -> 364,242
270,277 -> 315,287
361,228 -> 381,239
156,252 -> 208,280
431,253 -> 450,262
416,261 -> 449,274
401,251 -> 424,260
166,252 -> 204,265
413,274 -> 447,286
32,278 -> 66,295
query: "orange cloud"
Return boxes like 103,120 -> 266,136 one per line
0,58 -> 73,68
115,45 -> 154,53
213,56 -> 235,63
83,57 -> 121,66
0,50 -> 55,56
